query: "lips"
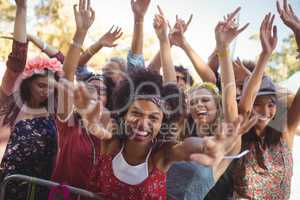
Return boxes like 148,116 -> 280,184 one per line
132,129 -> 152,142
196,110 -> 208,117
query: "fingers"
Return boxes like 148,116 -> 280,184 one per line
73,4 -> 78,14
237,22 -> 250,34
288,4 -> 295,15
227,7 -> 241,22
186,14 -> 193,28
157,5 -> 165,17
272,25 -> 278,46
276,1 -> 283,15
283,0 -> 288,12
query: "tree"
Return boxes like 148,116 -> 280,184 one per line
267,34 -> 300,82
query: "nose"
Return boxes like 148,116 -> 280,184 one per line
136,117 -> 150,131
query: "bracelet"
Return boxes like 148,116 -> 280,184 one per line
87,47 -> 96,56
70,40 -> 84,51
42,42 -> 48,52
217,47 -> 229,59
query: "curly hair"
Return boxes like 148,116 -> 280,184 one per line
112,68 -> 183,121
181,82 -> 223,139
175,65 -> 194,86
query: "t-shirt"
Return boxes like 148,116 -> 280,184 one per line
51,116 -> 101,190
167,162 -> 215,200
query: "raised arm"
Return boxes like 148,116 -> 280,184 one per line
63,0 -> 94,82
78,26 -> 122,66
239,14 -> 277,114
57,0 -> 95,120
215,7 -> 248,123
277,0 -> 300,133
147,15 -> 193,73
153,6 -> 176,83
172,15 -> 216,83
161,116 -> 252,172
0,0 -> 27,96
130,0 -> 150,55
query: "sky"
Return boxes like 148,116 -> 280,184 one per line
62,0 -> 300,77
89,0 -> 299,59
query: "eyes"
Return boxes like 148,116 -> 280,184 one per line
129,110 -> 160,123
190,97 -> 212,106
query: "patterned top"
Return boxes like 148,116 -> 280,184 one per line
234,136 -> 293,200
88,153 -> 167,200
0,116 -> 57,200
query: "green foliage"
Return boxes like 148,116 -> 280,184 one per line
0,0 -> 156,71
267,34 -> 300,82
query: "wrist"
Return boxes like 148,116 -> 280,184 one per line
73,30 -> 87,46
260,51 -> 272,58
134,15 -> 145,22
216,43 -> 229,50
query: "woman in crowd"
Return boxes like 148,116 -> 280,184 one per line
233,1 -> 300,199
70,6 -> 249,200
0,0 -> 60,199
166,7 -> 253,200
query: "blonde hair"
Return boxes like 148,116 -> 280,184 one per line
178,82 -> 223,140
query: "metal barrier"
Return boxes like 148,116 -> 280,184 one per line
0,174 -> 105,200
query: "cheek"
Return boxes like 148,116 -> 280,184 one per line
99,96 -> 108,106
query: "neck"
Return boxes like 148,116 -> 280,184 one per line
254,126 -> 266,137
196,122 -> 211,137
123,140 -> 151,165
27,99 -> 42,109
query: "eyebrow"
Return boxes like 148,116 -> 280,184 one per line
131,106 -> 161,116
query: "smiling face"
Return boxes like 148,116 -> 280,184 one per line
188,88 -> 219,125
253,95 -> 277,130
124,99 -> 164,145
86,79 -> 108,106
102,61 -> 124,85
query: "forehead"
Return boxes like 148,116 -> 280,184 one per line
255,95 -> 276,104
176,71 -> 185,77
129,99 -> 162,115
88,79 -> 106,87
103,62 -> 122,71
189,88 -> 215,99
33,76 -> 49,84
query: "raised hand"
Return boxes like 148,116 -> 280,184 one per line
190,116 -> 244,166
74,83 -> 112,139
98,26 -> 123,47
73,0 -> 95,33
153,6 -> 169,41
169,14 -> 193,47
233,57 -> 251,82
215,7 -> 249,47
260,13 -> 278,55
131,0 -> 151,19
15,0 -> 27,9
277,0 -> 300,33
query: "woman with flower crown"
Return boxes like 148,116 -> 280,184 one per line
0,0 -> 95,199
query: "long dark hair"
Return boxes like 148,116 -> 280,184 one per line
19,70 -> 59,112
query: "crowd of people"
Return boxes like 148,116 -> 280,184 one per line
0,0 -> 299,199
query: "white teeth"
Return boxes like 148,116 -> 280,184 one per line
136,131 -> 148,136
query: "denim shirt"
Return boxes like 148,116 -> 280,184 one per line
167,162 -> 215,200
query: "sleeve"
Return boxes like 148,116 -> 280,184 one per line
50,51 -> 65,64
167,162 -> 215,200
162,83 -> 183,122
6,40 -> 28,73
127,50 -> 145,71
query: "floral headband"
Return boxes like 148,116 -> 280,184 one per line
23,57 -> 63,79
135,95 -> 165,110
186,82 -> 220,96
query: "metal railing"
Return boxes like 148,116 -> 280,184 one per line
0,174 -> 105,200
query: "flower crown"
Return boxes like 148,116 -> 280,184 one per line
186,82 -> 220,96
23,57 -> 63,78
